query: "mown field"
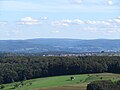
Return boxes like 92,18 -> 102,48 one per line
2,73 -> 120,90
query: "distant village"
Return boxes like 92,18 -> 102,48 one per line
42,52 -> 120,57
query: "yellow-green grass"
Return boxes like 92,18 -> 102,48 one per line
2,73 -> 120,90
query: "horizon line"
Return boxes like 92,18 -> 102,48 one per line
0,38 -> 120,41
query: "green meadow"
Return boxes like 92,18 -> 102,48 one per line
1,73 -> 120,90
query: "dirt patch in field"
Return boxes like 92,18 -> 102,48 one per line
35,86 -> 86,90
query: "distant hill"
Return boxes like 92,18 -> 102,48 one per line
0,38 -> 120,53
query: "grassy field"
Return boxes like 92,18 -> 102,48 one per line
2,73 -> 120,90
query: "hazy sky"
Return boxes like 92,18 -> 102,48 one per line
0,0 -> 120,40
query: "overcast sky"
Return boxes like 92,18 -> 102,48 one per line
0,0 -> 120,40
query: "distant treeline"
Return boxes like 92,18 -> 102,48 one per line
0,56 -> 120,84
87,80 -> 120,90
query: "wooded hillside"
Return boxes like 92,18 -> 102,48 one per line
0,56 -> 120,84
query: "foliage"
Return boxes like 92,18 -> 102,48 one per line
87,80 -> 120,90
0,55 -> 120,84
0,84 -> 5,89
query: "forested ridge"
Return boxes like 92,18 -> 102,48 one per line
0,56 -> 120,84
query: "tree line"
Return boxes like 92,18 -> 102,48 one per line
0,55 -> 120,84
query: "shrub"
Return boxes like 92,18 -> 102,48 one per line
87,80 -> 117,90
0,85 -> 5,89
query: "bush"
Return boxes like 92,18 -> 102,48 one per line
87,80 -> 120,90
0,85 -> 5,89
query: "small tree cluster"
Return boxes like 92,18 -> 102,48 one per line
87,80 -> 120,90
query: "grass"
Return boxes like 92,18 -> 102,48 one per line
2,73 -> 120,90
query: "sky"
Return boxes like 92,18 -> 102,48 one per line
0,0 -> 120,40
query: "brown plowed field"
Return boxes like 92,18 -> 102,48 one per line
35,85 -> 86,90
